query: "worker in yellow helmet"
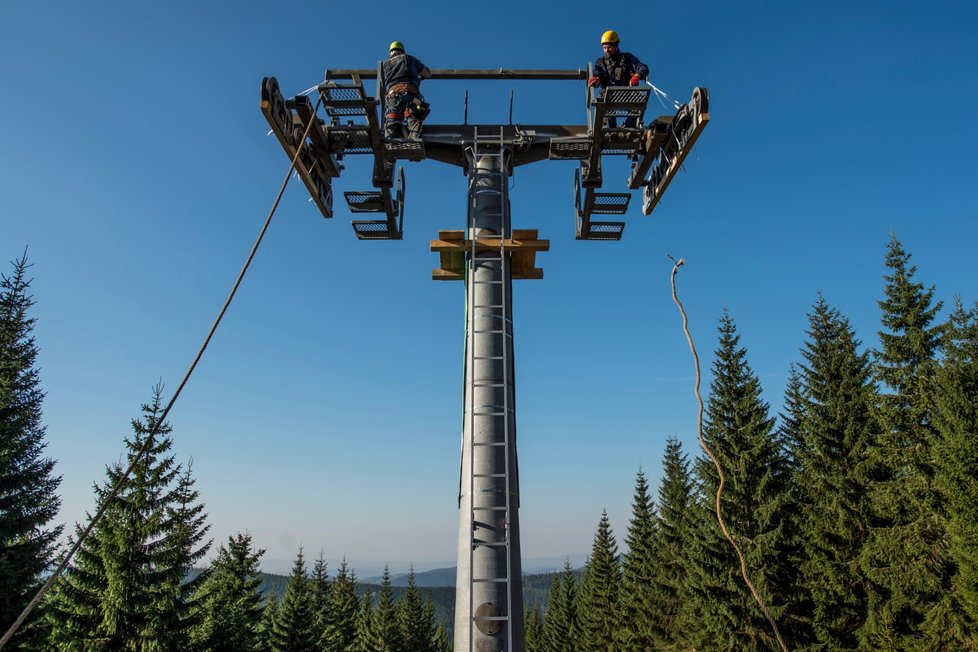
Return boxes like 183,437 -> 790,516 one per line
382,41 -> 431,139
588,30 -> 649,127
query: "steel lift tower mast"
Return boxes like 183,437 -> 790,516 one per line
260,66 -> 709,652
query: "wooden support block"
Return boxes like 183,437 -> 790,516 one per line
430,229 -> 548,281
432,268 -> 465,281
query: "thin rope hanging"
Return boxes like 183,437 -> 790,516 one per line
0,92 -> 326,650
668,256 -> 789,652
647,80 -> 682,111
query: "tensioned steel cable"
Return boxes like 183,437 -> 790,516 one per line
668,256 -> 789,652
0,92 -> 325,649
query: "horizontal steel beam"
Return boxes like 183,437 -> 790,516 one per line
323,68 -> 587,81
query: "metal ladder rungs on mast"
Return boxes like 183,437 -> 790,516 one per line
473,543 -> 508,550
465,123 -> 515,651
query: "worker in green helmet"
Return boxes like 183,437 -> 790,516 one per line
588,30 -> 649,128
382,41 -> 431,139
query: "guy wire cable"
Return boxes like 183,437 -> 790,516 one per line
0,92 -> 325,649
668,256 -> 789,652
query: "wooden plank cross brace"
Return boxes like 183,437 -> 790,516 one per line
430,229 -> 550,281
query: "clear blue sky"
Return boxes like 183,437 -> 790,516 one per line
2,0 -> 976,575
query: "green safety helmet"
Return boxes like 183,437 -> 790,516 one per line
389,41 -> 405,52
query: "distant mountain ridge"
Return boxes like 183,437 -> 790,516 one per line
363,555 -> 588,587
254,564 -> 585,630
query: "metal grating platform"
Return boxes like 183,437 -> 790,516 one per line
602,87 -> 650,118
592,193 -> 630,215
352,220 -> 399,240
585,222 -> 625,240
344,191 -> 385,213
383,139 -> 425,160
328,127 -> 372,154
549,137 -> 591,160
600,129 -> 643,155
321,85 -> 369,117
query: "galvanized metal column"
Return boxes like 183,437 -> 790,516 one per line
454,149 -> 524,652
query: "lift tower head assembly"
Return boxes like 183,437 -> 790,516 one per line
260,65 -> 709,652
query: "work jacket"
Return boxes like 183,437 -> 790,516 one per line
593,52 -> 649,87
382,53 -> 431,93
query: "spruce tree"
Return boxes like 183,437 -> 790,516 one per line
860,235 -> 952,648
524,603 -> 544,652
775,366 -> 816,648
933,300 -> 978,645
353,591 -> 373,652
322,558 -> 359,651
310,553 -> 330,646
48,388 -> 210,650
615,469 -> 656,651
367,566 -> 402,652
258,591 -> 280,652
795,296 -> 877,649
397,569 -> 424,652
575,511 -> 620,651
192,532 -> 266,651
779,365 -> 806,470
648,436 -> 693,649
0,253 -> 62,648
270,548 -> 316,652
541,574 -> 563,652
431,622 -> 451,652
396,569 -> 437,652
683,311 -> 795,651
419,597 -> 439,652
155,463 -> 211,647
541,561 -> 577,652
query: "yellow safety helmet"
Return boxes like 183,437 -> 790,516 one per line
601,30 -> 620,45
389,40 -> 405,52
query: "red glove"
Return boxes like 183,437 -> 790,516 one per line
588,76 -> 600,87
629,74 -> 641,86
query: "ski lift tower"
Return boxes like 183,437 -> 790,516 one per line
260,65 -> 708,652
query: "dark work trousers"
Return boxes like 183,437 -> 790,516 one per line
384,90 -> 422,138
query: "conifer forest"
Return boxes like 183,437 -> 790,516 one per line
2,234 -> 978,651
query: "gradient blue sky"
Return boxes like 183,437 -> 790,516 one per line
2,0 -> 976,575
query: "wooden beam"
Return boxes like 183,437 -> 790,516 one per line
430,229 -> 547,281
429,230 -> 550,253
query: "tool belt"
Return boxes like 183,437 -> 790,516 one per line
386,82 -> 419,96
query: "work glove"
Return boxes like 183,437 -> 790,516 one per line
629,74 -> 641,86
588,76 -> 600,87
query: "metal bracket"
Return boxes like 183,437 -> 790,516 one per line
641,87 -> 710,215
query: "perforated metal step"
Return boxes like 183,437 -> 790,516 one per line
384,138 -> 425,160
591,193 -> 630,215
344,191 -> 385,213
599,86 -> 650,119
328,126 -> 373,154
583,222 -> 625,240
320,84 -> 369,118
352,220 -> 400,240
549,137 -> 591,160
